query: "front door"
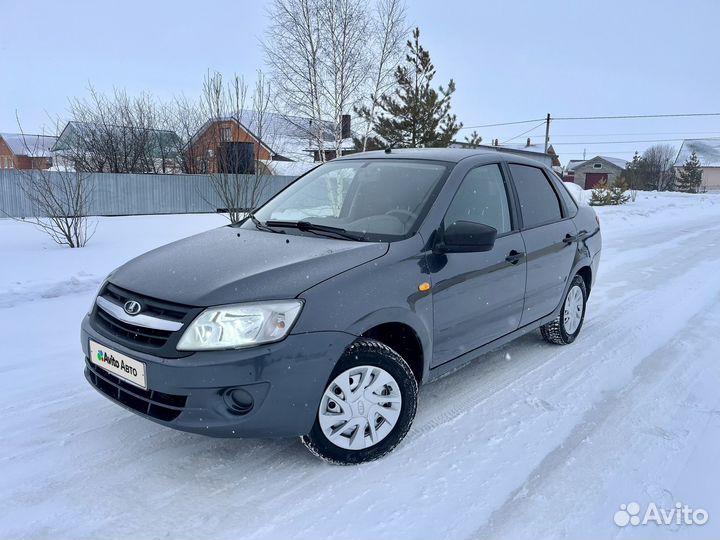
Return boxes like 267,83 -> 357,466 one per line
430,164 -> 527,367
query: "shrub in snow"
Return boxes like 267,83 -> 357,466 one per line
13,168 -> 95,248
589,180 -> 629,206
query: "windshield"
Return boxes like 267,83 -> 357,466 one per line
244,159 -> 450,241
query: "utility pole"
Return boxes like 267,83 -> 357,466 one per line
544,113 -> 551,153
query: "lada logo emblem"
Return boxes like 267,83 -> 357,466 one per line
123,300 -> 142,316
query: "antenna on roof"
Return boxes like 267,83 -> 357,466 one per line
385,138 -> 402,153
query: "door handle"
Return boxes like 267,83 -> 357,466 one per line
563,230 -> 588,244
505,250 -> 524,264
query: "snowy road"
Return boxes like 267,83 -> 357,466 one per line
2,193 -> 720,539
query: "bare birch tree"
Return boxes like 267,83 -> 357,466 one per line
264,0 -> 327,159
264,0 -> 392,159
321,0 -> 371,155
357,0 -> 407,151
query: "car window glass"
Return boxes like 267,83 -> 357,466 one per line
444,164 -> 512,234
251,159 -> 449,240
509,164 -> 563,227
267,165 -> 356,220
555,178 -> 578,215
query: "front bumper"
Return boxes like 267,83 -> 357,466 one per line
81,315 -> 356,437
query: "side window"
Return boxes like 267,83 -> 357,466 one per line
444,164 -> 512,234
509,164 -> 562,228
554,177 -> 578,216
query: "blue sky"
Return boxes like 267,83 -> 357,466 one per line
2,0 -> 718,163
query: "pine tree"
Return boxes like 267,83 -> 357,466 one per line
676,151 -> 703,193
589,180 -> 612,206
589,179 -> 629,206
609,178 -> 630,205
357,27 -> 462,148
464,130 -> 483,148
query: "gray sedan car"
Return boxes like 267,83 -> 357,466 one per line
81,148 -> 601,464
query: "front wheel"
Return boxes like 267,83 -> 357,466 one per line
540,274 -> 587,345
301,339 -> 418,465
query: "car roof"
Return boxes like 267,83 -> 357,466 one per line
335,147 -> 549,168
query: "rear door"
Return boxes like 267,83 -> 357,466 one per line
431,163 -> 527,366
507,163 -> 577,326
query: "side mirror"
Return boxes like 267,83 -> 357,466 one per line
437,221 -> 497,253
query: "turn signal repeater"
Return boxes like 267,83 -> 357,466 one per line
418,282 -> 431,292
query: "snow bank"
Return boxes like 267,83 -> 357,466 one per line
0,213 -> 226,308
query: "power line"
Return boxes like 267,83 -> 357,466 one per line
500,121 -> 546,144
543,130 -> 720,138
459,112 -> 720,131
550,137 -> 720,146
459,118 -> 545,130
552,112 -> 720,121
562,151 -> 638,156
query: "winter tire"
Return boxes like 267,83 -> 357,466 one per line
301,338 -> 418,465
540,274 -> 587,345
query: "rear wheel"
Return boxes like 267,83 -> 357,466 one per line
301,339 -> 418,465
540,274 -> 587,345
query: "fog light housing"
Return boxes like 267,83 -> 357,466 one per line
223,388 -> 254,415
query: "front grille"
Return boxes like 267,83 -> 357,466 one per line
86,359 -> 187,422
103,283 -> 188,320
90,283 -> 199,358
94,308 -> 172,347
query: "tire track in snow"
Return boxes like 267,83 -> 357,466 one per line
474,294 -> 720,538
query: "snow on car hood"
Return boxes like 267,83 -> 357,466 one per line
108,225 -> 388,306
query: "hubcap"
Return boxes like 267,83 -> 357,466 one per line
318,365 -> 403,450
563,285 -> 584,334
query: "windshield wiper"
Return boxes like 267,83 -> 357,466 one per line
265,220 -> 366,241
247,213 -> 284,234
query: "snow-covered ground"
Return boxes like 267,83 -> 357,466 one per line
2,192 -> 720,539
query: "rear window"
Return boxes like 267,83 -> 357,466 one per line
550,174 -> 578,217
509,164 -> 563,228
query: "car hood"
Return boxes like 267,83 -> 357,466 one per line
109,226 -> 389,306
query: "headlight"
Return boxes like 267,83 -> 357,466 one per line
176,300 -> 303,351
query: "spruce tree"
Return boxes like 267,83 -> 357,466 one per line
676,151 -> 703,193
358,27 -> 462,148
589,179 -> 629,206
609,178 -> 630,205
464,130 -> 483,148
624,152 -> 642,192
589,180 -> 612,206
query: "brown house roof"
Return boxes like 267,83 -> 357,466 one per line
0,133 -> 57,157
